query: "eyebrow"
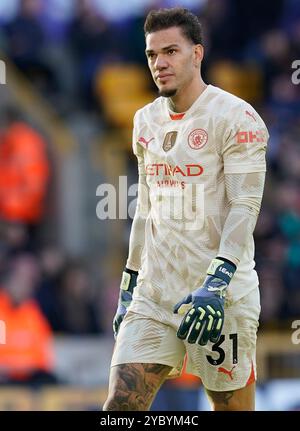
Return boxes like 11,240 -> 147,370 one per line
145,44 -> 180,55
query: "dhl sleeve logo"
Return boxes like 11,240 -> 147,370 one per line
236,129 -> 267,144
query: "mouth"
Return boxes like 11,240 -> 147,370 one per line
156,73 -> 174,82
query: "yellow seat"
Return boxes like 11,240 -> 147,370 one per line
208,60 -> 263,103
94,63 -> 154,129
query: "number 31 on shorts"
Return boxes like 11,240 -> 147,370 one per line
206,333 -> 238,366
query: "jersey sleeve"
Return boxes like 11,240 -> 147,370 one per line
132,113 -> 146,177
222,104 -> 269,174
126,113 -> 150,271
217,104 -> 269,266
218,171 -> 266,265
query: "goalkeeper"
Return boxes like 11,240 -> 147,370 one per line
103,7 -> 268,412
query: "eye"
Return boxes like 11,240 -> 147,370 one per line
147,53 -> 156,60
168,49 -> 176,55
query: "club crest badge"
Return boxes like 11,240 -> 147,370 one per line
188,129 -> 208,150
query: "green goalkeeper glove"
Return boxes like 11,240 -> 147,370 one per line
113,268 -> 138,339
174,258 -> 236,345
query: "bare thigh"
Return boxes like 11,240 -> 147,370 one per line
103,363 -> 172,411
205,381 -> 256,411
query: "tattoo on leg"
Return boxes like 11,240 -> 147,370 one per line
206,390 -> 234,407
106,363 -> 171,411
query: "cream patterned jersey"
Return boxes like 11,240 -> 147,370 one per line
126,84 -> 269,314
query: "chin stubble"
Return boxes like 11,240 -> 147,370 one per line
158,88 -> 177,98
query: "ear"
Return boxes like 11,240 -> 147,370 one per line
194,44 -> 204,67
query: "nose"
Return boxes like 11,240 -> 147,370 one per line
154,54 -> 168,70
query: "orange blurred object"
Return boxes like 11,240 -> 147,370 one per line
0,122 -> 49,223
0,290 -> 54,379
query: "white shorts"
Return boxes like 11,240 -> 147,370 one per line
111,288 -> 260,391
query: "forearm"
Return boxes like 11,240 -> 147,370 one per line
218,172 -> 265,266
218,202 -> 260,266
126,213 -> 146,271
126,172 -> 149,271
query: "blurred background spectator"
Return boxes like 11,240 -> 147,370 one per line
0,107 -> 50,252
0,0 -> 299,410
36,258 -> 103,334
0,254 -> 57,386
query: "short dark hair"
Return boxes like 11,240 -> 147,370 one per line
144,7 -> 203,45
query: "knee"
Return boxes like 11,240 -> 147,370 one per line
102,397 -> 117,411
102,392 -> 149,411
207,384 -> 255,411
211,398 -> 254,411
102,397 -> 114,411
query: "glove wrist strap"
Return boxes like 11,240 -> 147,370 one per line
120,268 -> 138,294
124,267 -> 138,276
207,257 -> 236,285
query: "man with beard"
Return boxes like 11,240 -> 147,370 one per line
104,7 -> 269,411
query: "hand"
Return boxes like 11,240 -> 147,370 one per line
173,258 -> 236,346
113,268 -> 138,339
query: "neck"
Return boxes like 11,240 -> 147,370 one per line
168,77 -> 207,113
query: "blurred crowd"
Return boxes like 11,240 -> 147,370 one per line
0,104 -> 104,384
0,0 -> 299,384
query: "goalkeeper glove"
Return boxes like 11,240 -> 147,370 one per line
113,267 -> 138,339
173,257 -> 236,346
